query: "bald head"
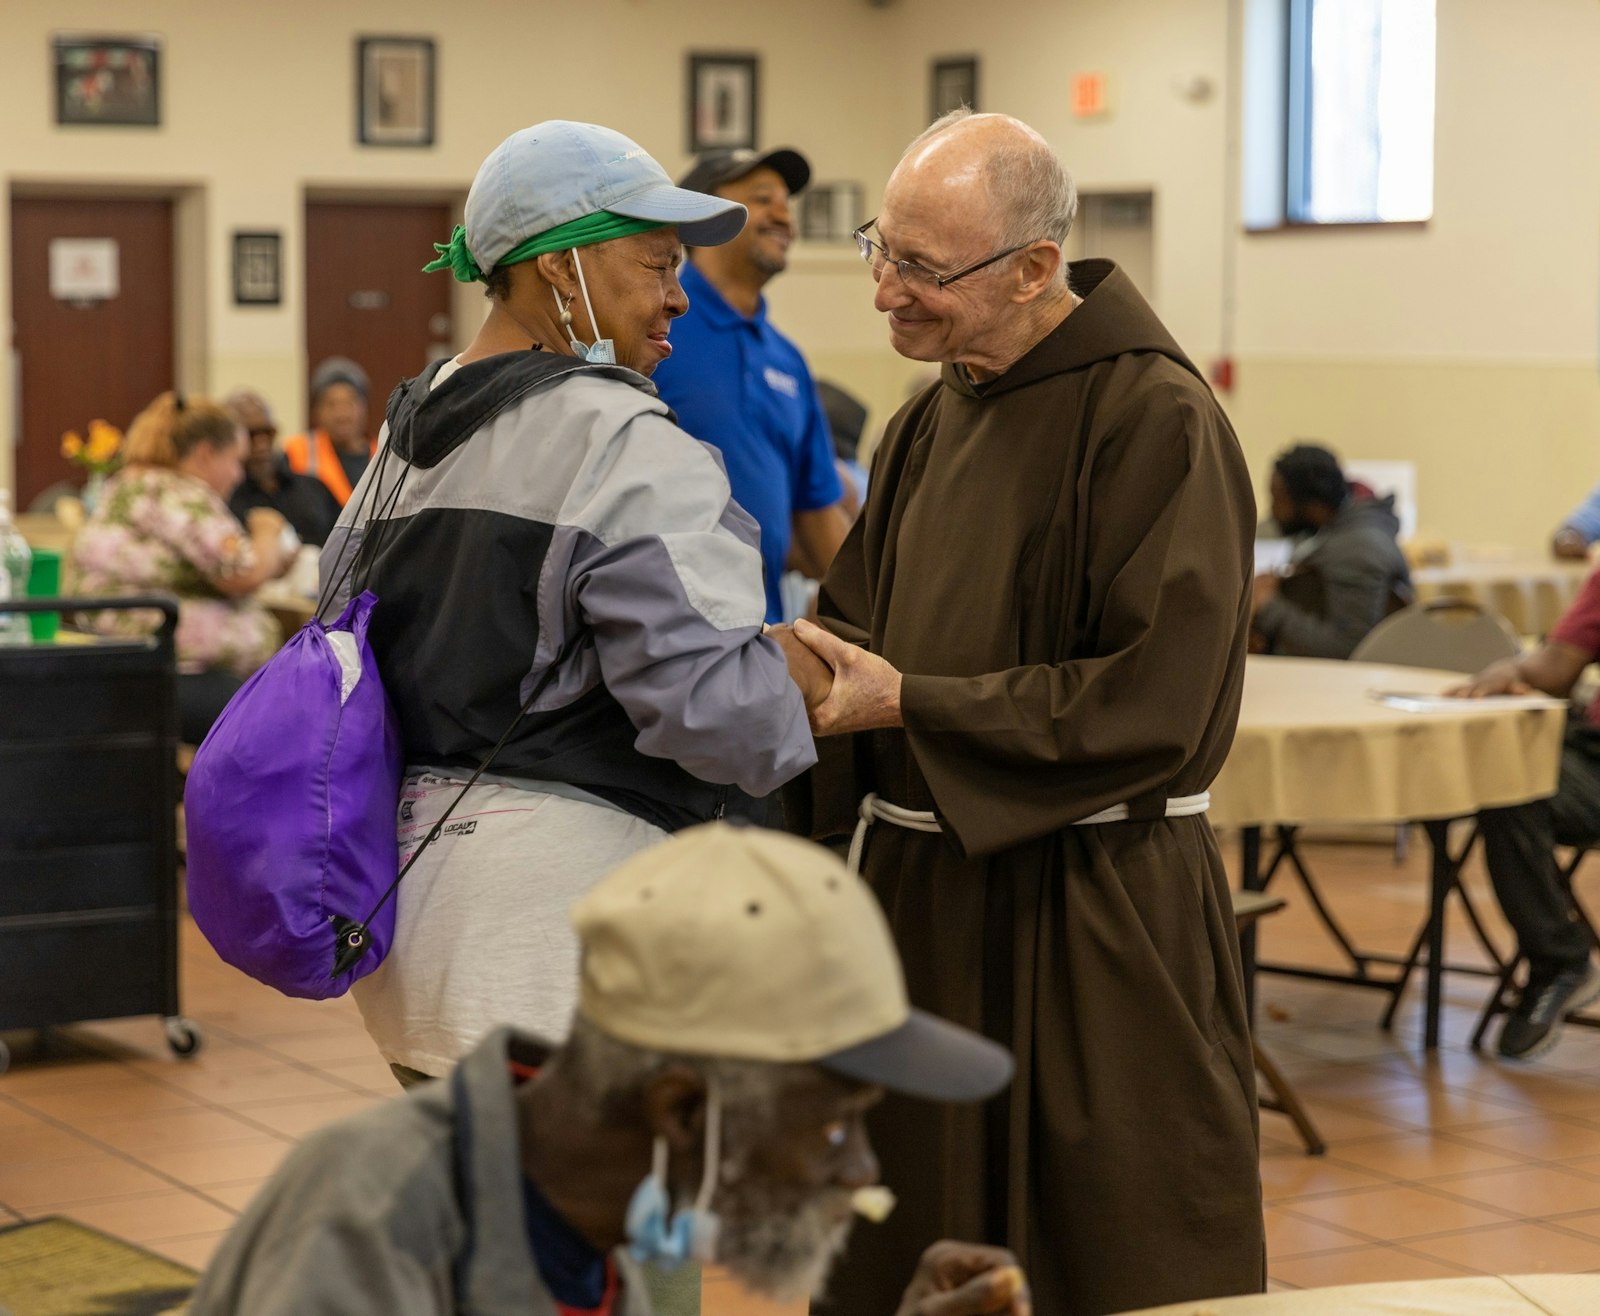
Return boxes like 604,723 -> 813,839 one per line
893,110 -> 1077,256
867,110 -> 1079,378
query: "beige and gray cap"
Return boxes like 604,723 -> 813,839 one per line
571,823 -> 1012,1103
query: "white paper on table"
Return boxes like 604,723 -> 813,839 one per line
1254,537 -> 1292,575
1368,690 -> 1564,714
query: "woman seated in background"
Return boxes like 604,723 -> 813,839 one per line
71,391 -> 291,742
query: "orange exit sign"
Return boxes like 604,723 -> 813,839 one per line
1072,73 -> 1110,118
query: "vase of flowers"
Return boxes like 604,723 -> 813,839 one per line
61,419 -> 123,512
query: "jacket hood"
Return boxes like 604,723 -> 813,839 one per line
942,259 -> 1206,400
383,350 -> 659,469
1338,491 -> 1402,538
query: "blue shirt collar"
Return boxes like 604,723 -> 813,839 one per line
681,260 -> 768,331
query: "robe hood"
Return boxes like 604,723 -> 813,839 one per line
942,259 -> 1205,400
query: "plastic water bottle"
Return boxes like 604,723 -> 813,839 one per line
0,490 -> 33,647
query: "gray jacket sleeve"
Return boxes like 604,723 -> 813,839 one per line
1256,554 -> 1392,659
191,1213 -> 446,1316
188,1113 -> 460,1316
563,411 -> 816,796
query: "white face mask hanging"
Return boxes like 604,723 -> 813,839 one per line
555,247 -> 617,366
623,1079 -> 724,1268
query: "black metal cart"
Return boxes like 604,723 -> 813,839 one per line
0,595 -> 200,1073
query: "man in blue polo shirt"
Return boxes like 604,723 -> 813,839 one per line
653,147 -> 852,623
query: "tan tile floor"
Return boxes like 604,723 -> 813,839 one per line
0,830 -> 1598,1298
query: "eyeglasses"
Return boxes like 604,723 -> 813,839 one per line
852,218 -> 1034,291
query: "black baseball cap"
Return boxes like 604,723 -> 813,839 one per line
678,147 -> 811,199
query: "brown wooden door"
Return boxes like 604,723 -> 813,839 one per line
9,196 -> 175,508
304,201 -> 453,427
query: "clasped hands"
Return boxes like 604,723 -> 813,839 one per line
766,618 -> 903,735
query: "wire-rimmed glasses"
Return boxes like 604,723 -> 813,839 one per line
852,217 -> 1034,291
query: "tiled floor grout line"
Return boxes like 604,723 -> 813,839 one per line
0,1088 -> 281,1219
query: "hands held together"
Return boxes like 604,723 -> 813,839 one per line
766,618 -> 903,736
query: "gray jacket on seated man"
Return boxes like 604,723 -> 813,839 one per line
1252,443 -> 1413,659
189,825 -> 1028,1316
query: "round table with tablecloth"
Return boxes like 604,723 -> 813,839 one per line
1209,656 -> 1569,1048
1112,1273 -> 1600,1314
1209,656 -> 1566,831
1411,556 -> 1590,635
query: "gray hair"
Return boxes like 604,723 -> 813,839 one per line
557,1015 -> 798,1132
903,108 -> 1078,261
222,388 -> 274,427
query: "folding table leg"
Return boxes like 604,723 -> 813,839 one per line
1423,819 -> 1454,1049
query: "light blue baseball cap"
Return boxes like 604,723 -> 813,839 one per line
462,120 -> 748,272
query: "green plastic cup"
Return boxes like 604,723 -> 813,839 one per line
26,548 -> 62,642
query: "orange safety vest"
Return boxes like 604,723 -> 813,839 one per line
281,430 -> 376,507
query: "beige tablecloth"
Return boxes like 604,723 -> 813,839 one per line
15,512 -> 76,555
1208,657 -> 1566,828
1114,1273 -> 1600,1315
1411,557 -> 1590,635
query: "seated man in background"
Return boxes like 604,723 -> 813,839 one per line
1551,477 -> 1600,559
283,356 -> 377,507
225,389 -> 342,547
1453,575 -> 1600,1059
1252,442 -> 1412,658
190,824 -> 1027,1316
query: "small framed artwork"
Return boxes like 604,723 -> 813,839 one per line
687,53 -> 759,153
357,36 -> 436,147
930,56 -> 979,121
799,183 -> 865,244
53,35 -> 161,127
232,232 -> 282,307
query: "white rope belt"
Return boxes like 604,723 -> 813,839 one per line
846,790 -> 1212,874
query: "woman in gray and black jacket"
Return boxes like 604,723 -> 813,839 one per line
321,121 -> 827,1083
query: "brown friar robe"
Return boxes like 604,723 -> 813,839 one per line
799,260 -> 1265,1316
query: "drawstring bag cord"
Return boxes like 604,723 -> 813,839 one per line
319,434 -> 567,979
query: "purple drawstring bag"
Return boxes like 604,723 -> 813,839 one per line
185,590 -> 403,1000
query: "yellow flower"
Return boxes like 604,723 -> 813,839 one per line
85,419 -> 121,466
61,431 -> 84,459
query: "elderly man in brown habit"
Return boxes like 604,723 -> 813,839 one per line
788,110 -> 1265,1316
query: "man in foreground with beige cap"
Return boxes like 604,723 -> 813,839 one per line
191,825 -> 1026,1316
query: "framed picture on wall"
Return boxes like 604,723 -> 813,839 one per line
799,183 -> 865,244
357,36 -> 436,147
687,53 -> 759,153
930,56 -> 979,121
232,232 -> 282,307
52,35 -> 161,127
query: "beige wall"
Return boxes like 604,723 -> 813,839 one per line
6,0 -> 1600,550
0,0 -> 900,495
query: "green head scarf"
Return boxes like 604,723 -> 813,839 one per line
422,212 -> 667,283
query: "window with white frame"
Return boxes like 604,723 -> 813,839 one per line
1243,0 -> 1436,228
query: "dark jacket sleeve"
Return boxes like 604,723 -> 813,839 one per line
1255,547 -> 1393,659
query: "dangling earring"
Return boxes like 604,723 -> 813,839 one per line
559,294 -> 575,332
